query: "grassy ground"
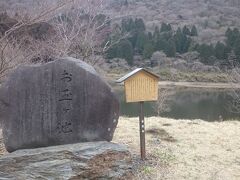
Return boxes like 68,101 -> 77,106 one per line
0,129 -> 6,156
113,117 -> 240,180
106,69 -> 230,84
157,69 -> 230,83
1,118 -> 240,180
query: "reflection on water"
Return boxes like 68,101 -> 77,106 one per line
115,86 -> 240,121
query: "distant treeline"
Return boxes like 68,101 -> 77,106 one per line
194,28 -> 240,66
106,18 -> 240,66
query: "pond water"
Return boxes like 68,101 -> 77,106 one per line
114,86 -> 240,121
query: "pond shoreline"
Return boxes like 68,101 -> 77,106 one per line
114,81 -> 240,89
114,83 -> 240,120
159,81 -> 240,89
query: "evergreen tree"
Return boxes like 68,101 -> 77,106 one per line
215,41 -> 228,60
167,24 -> 172,31
121,18 -> 135,32
174,27 -> 182,53
197,44 -> 215,65
148,32 -> 153,40
106,39 -> 134,65
161,31 -> 173,40
135,32 -> 148,53
233,37 -> 240,63
143,42 -> 154,59
233,28 -> 240,36
183,36 -> 192,53
226,28 -> 240,48
106,44 -> 118,59
128,33 -> 138,48
174,27 -> 191,54
164,39 -> 176,57
225,27 -> 240,63
153,26 -> 160,40
190,25 -> 198,36
106,24 -> 122,59
225,28 -> 232,37
182,25 -> 191,36
117,40 -> 134,65
135,18 -> 145,32
155,38 -> 168,51
128,18 -> 136,31
160,22 -> 171,32
154,30 -> 172,52
121,19 -> 128,32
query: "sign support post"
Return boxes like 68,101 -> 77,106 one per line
139,101 -> 146,160
116,68 -> 159,161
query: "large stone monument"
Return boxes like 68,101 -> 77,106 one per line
0,57 -> 119,152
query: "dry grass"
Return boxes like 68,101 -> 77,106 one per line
0,117 -> 240,180
0,129 -> 6,156
113,117 -> 240,180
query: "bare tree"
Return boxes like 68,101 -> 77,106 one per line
154,88 -> 175,116
49,1 -> 109,61
226,52 -> 240,114
0,0 -> 131,81
227,68 -> 240,114
0,0 -> 77,81
49,0 -> 130,65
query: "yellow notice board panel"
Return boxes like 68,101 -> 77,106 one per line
124,71 -> 158,102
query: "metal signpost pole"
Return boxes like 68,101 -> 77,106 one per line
139,101 -> 146,160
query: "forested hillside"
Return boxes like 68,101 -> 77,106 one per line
2,0 -> 240,43
106,18 -> 240,67
0,0 -> 240,81
109,0 -> 240,43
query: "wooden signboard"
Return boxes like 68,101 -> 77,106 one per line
117,68 -> 159,103
117,68 -> 159,160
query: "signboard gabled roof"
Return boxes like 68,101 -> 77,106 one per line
116,68 -> 159,83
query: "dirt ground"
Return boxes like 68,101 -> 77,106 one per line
113,117 -> 240,180
0,118 -> 240,180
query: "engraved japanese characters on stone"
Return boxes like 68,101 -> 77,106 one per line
0,57 -> 119,152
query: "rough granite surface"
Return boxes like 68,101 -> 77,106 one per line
0,58 -> 119,152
